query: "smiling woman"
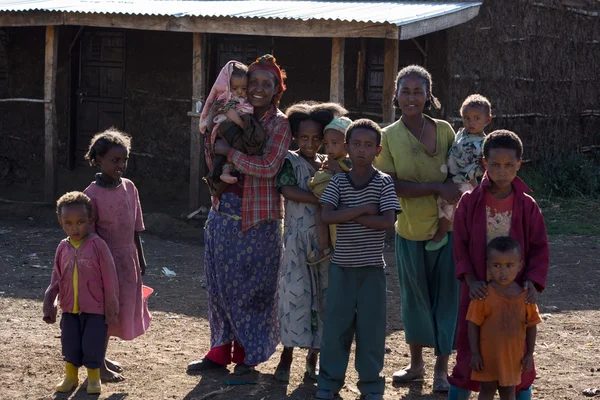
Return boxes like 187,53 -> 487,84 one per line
374,65 -> 461,393
188,55 -> 292,374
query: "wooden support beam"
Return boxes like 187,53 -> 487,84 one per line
355,38 -> 367,106
189,32 -> 209,212
0,11 -> 399,39
44,25 -> 58,203
382,38 -> 399,123
329,37 -> 345,104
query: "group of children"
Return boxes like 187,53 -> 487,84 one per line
42,57 -> 548,400
43,129 -> 150,394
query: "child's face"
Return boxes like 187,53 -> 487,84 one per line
346,128 -> 381,168
461,105 -> 492,136
323,129 -> 346,159
487,248 -> 522,287
296,120 -> 324,159
230,75 -> 248,99
59,204 -> 92,241
96,145 -> 129,181
483,148 -> 522,190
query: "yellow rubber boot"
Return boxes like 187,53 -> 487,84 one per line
55,362 -> 79,392
86,368 -> 101,394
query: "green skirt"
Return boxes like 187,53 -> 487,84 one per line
395,233 -> 460,356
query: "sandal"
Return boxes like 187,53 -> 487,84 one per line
307,247 -> 333,266
392,367 -> 425,383
433,375 -> 450,393
273,369 -> 290,383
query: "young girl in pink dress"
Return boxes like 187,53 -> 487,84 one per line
84,128 -> 151,382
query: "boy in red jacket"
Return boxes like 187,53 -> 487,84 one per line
43,191 -> 119,395
448,130 -> 549,400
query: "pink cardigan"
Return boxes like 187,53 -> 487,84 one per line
44,233 -> 119,318
453,172 -> 550,303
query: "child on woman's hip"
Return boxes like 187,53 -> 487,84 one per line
427,94 -> 492,252
83,128 -> 151,383
200,61 -> 267,198
467,236 -> 541,400
307,116 -> 352,264
43,191 -> 119,395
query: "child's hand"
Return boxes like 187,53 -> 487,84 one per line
468,280 -> 488,301
523,280 -> 537,304
361,204 -> 380,216
522,353 -> 534,372
470,353 -> 483,371
324,159 -> 343,174
42,305 -> 57,324
105,313 -> 118,325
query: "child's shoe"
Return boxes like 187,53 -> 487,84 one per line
314,389 -> 341,399
86,368 -> 101,395
515,386 -> 533,400
55,362 -> 79,392
425,234 -> 448,252
448,384 -> 471,400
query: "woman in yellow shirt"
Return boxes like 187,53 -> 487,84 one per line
375,65 -> 461,393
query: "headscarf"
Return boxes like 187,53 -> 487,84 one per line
199,60 -> 253,134
247,54 -> 287,106
324,116 -> 352,134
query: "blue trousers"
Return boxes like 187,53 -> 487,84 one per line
60,312 -> 107,369
317,263 -> 386,395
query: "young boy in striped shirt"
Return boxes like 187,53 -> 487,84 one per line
315,119 -> 401,400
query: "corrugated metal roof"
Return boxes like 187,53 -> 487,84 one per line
0,0 -> 481,27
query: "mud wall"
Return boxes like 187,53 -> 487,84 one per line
444,0 -> 600,159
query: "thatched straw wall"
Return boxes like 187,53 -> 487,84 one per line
444,0 -> 599,160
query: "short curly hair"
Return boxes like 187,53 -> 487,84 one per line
85,128 -> 132,167
461,94 -> 492,117
56,191 -> 92,217
483,130 -> 523,160
487,236 -> 522,256
345,118 -> 382,147
285,102 -> 347,137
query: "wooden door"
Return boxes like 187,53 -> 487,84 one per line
209,35 -> 271,84
76,30 -> 125,165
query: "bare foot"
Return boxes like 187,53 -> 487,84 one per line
105,358 -> 123,373
220,173 -> 238,184
100,363 -> 124,383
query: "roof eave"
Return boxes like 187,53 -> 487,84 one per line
398,3 -> 481,40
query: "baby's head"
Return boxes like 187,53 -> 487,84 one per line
487,236 -> 522,287
56,191 -> 93,241
460,94 -> 492,136
85,128 -> 132,181
482,130 -> 523,190
230,62 -> 248,99
323,117 -> 352,160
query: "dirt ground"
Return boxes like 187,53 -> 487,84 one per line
1,214 -> 599,400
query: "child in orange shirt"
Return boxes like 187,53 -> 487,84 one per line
467,236 -> 542,400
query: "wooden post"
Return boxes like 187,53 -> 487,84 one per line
382,38 -> 399,123
189,32 -> 208,212
356,38 -> 367,106
329,37 -> 345,104
44,26 -> 58,202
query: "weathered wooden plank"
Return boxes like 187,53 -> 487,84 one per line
382,38 -> 399,123
0,11 -> 399,39
189,32 -> 209,212
329,37 -> 345,104
355,38 -> 367,106
44,25 -> 58,203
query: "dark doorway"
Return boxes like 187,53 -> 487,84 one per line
208,35 -> 272,84
75,29 -> 125,165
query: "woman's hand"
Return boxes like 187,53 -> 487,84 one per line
523,280 -> 537,304
470,353 -> 483,371
468,280 -> 488,301
437,180 -> 461,204
214,138 -> 232,156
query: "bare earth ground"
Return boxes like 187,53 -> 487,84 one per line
0,216 -> 599,400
